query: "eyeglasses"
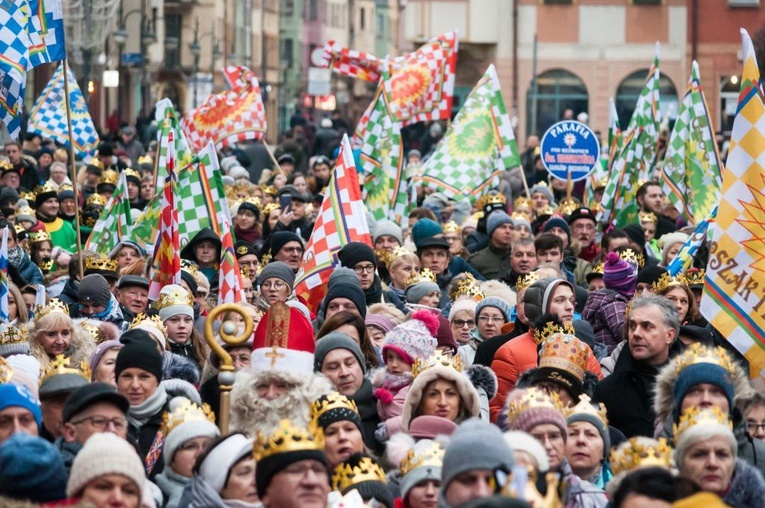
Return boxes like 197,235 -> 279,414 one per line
261,280 -> 286,290
747,421 -> 765,433
71,416 -> 127,431
478,316 -> 505,323
353,264 -> 376,275
452,319 -> 475,328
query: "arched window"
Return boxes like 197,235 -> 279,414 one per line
615,70 -> 678,127
526,69 -> 589,137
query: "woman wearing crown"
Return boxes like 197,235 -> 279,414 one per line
30,298 -> 94,371
232,197 -> 262,244
29,229 -> 55,273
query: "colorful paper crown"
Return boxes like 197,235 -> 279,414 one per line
85,256 -> 118,273
449,273 -> 485,302
137,155 -> 153,165
310,392 -> 359,426
29,230 -> 51,244
405,267 -> 437,288
516,272 -> 541,292
532,320 -> 576,345
506,387 -> 565,426
252,418 -> 325,462
565,394 -> 608,426
684,268 -> 705,286
442,221 -> 461,235
0,324 -> 27,346
261,202 -> 281,216
34,298 -> 69,323
332,456 -> 387,492
156,287 -> 195,309
99,169 -> 119,186
514,196 -> 532,209
639,211 -> 658,223
673,343 -> 736,378
412,351 -> 462,379
161,398 -> 216,436
0,357 -> 12,384
85,193 -> 108,207
537,333 -> 588,381
40,354 -> 91,384
400,440 -> 445,476
34,181 -> 57,196
130,312 -> 168,337
673,405 -> 732,444
610,437 -> 673,475
651,272 -> 688,294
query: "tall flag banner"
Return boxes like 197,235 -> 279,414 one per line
661,61 -> 723,225
382,31 -> 458,126
148,131 -> 181,300
666,205 -> 717,276
181,65 -> 267,151
0,0 -> 32,138
0,228 -> 8,323
130,193 -> 161,255
177,142 -> 228,244
27,62 -> 99,157
85,171 -> 132,255
599,45 -> 661,227
154,98 -> 194,186
586,98 -> 622,207
415,64 -> 520,202
701,29 -> 765,384
25,0 -> 65,68
218,219 -> 245,304
321,40 -> 383,83
294,135 -> 372,312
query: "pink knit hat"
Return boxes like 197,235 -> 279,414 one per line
504,388 -> 568,441
603,251 -> 638,298
382,310 -> 438,365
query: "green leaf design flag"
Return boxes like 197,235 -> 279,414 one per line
660,61 -> 722,225
85,171 -> 132,255
416,64 -> 520,203
130,193 -> 160,255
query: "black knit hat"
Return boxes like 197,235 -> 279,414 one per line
267,231 -> 303,257
337,242 -> 376,269
77,273 -> 112,308
256,448 -> 329,497
237,200 -> 261,219
332,454 -> 393,508
637,265 -> 667,286
311,393 -> 362,431
115,332 -> 163,382
324,282 -> 366,318
234,241 -> 258,259
180,270 -> 198,296
622,223 -> 646,249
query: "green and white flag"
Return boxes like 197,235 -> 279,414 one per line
416,64 -> 520,202
660,61 -> 722,225
599,45 -> 661,227
85,171 -> 132,255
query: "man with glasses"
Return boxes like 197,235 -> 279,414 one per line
57,382 -> 129,473
267,231 -> 305,274
338,242 -> 387,307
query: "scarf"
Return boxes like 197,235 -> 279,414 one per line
364,276 -> 384,307
373,371 -> 412,404
127,386 -> 168,428
8,246 -> 23,268
234,224 -> 261,244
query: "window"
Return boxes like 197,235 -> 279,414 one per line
526,69 -> 589,136
164,14 -> 182,68
283,0 -> 294,15
309,0 -> 318,20
720,75 -> 740,134
543,0 -> 573,4
615,69 -> 678,127
360,7 -> 365,30
376,13 -> 384,36
729,0 -> 759,6
633,0 -> 661,4
281,38 -> 294,68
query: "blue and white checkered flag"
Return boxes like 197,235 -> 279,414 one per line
28,62 -> 99,158
0,0 -> 32,139
0,227 -> 9,323
26,0 -> 66,68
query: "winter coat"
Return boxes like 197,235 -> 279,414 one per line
351,377 -> 384,456
490,330 -> 603,422
458,338 -> 480,368
581,289 -> 629,358
155,467 -> 190,508
11,249 -> 43,286
722,458 -> 765,508
473,322 -> 527,367
272,216 -> 314,241
468,244 -> 512,280
373,378 -> 409,437
563,254 -> 594,288
449,255 -> 486,282
178,473 -> 263,508
559,460 -> 608,508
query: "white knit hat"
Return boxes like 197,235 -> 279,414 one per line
162,397 -> 220,462
6,354 -> 41,398
503,430 -> 549,471
157,284 -> 195,322
198,433 -> 254,493
66,433 -> 146,498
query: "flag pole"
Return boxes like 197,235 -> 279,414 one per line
518,164 -> 531,199
62,59 -> 85,279
262,140 -> 286,177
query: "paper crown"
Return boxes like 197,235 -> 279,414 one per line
156,286 -> 195,309
591,262 -> 605,276
412,351 -> 462,379
161,398 -> 216,436
442,221 -> 461,235
477,192 -> 507,210
565,394 -> 608,426
331,456 -> 387,492
237,196 -> 261,209
19,191 -> 36,203
405,267 -> 437,288
40,354 -> 91,384
382,246 -> 415,269
85,193 -> 108,207
13,224 -> 25,236
673,343 -> 736,377
514,196 -> 532,209
449,273 -> 485,302
673,405 -> 732,444
506,387 -> 565,426
99,169 -> 119,186
88,158 -> 105,170
0,160 -> 13,172
557,198 -> 578,216
539,205 -> 556,216
78,322 -> 102,344
639,211 -> 658,223
309,392 -> 359,426
130,312 -> 168,337
240,265 -> 251,279
124,168 -> 141,181
511,211 -> 531,223
39,259 -> 54,272
57,183 -> 74,195
610,437 -> 673,475
400,440 -> 445,476
532,320 -> 576,345
180,259 -> 200,278
516,272 -> 541,292
137,155 -> 153,165
651,272 -> 688,294
0,324 -> 27,346
16,204 -> 35,218
29,230 -> 51,244
34,298 -> 69,323
262,184 -> 277,196
34,181 -> 57,196
85,256 -> 118,273
684,268 -> 705,286
616,248 -> 642,267
0,357 -> 12,384
261,202 -> 281,216
252,418 -> 325,462
537,333 -> 588,381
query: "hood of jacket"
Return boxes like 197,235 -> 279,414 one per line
724,458 -> 765,508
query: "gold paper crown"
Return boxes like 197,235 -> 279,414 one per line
557,198 -> 578,216
310,392 -> 360,426
236,196 -> 262,209
405,267 -> 437,288
86,193 -> 108,207
231,181 -> 254,194
85,256 -> 118,273
0,160 -> 13,171
34,181 -> 57,196
442,221 -> 461,234
616,248 -> 641,267
0,357 -> 12,384
40,259 -> 54,272
516,272 -> 541,292
400,441 -> 445,476
684,268 -> 705,286
19,191 -> 35,202
240,265 -> 251,279
0,324 -> 27,346
13,224 -> 25,236
99,169 -> 119,186
252,418 -> 325,462
449,273 -> 485,302
34,298 -> 70,323
477,192 -> 507,210
88,158 -> 105,170
130,312 -> 168,337
511,211 -> 531,223
506,387 -> 565,427
652,272 -> 687,294
57,183 -> 74,195
180,259 -> 200,278
514,196 -> 532,209
610,437 -> 673,475
156,287 -> 195,309
639,211 -> 658,223
591,262 -> 605,275
29,230 -> 51,244
161,399 -> 216,436
537,332 -> 588,381
78,322 -> 102,343
539,205 -> 556,216
564,394 -> 608,426
673,343 -> 736,378
261,202 -> 281,216
383,246 -> 414,269
532,320 -> 576,345
534,181 -> 549,189
262,184 -> 277,196
124,168 -> 141,181
40,354 -> 91,384
412,351 -> 463,379
673,406 -> 732,444
332,456 -> 387,492
137,155 -> 153,165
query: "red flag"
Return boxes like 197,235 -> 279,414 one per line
218,218 -> 245,304
321,41 -> 383,83
294,135 -> 372,312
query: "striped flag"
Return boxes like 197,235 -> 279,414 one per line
217,218 -> 245,304
700,29 -> 765,384
0,228 -> 8,323
85,171 -> 132,255
294,135 -> 372,312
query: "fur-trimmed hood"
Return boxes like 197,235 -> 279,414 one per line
723,458 -> 765,508
229,368 -> 333,436
162,351 -> 201,385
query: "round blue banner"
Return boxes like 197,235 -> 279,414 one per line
540,120 -> 600,182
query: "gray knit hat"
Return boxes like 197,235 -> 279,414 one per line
475,296 -> 512,323
314,332 -> 366,374
400,439 -> 445,500
566,404 -> 611,461
441,418 -> 514,495
373,220 -> 403,245
405,280 -> 441,305
257,261 -> 296,290
529,183 -> 555,204
487,211 -> 513,238
77,274 -> 112,308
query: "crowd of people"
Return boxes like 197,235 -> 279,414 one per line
0,120 -> 763,508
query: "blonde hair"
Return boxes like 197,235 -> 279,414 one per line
366,303 -> 406,325
29,312 -> 94,369
389,252 -> 420,271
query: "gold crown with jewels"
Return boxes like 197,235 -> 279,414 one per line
684,268 -> 705,286
85,256 -> 118,273
651,272 -> 687,294
262,185 -> 277,196
673,343 -> 736,377
405,267 -> 437,288
0,160 -> 13,171
400,440 -> 445,476
564,394 -> 609,426
610,437 -> 673,475
86,193 -> 108,207
29,230 -> 51,244
411,351 -> 462,379
40,354 -> 91,384
331,456 -> 387,492
130,313 -> 168,337
156,287 -> 195,309
161,398 -> 216,436
252,418 -> 325,462
34,298 -> 69,323
514,196 -> 532,209
0,324 -> 27,346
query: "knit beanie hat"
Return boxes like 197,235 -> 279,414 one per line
659,232 -> 689,262
324,281 -> 367,318
338,242 -> 376,269
405,279 -> 441,305
0,383 -> 41,428
435,314 -> 459,354
543,216 -> 571,243
524,277 -> 573,325
257,261 -> 296,290
78,273 -> 112,308
393,437 -> 445,501
441,418 -> 514,493
475,296 -> 512,323
314,332 -> 367,374
487,211 -> 513,238
411,219 -> 443,246
179,270 -> 198,296
0,433 -> 67,503
256,439 -> 329,497
157,284 -> 195,321
623,223 -> 646,248
311,392 -> 363,431
382,310 -> 438,365
198,433 -> 254,493
504,388 -> 568,440
673,363 -> 735,422
530,183 -> 555,204
327,266 -> 361,290
449,299 -> 478,321
365,314 -> 396,335
502,431 -> 549,471
373,220 -> 403,245
89,339 -> 124,373
566,402 -> 611,461
332,453 -> 393,508
162,397 -> 221,462
268,231 -> 303,257
603,251 -> 638,298
637,265 -> 668,287
0,323 -> 30,357
5,354 -> 40,397
115,333 -> 163,382
67,432 -> 146,498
